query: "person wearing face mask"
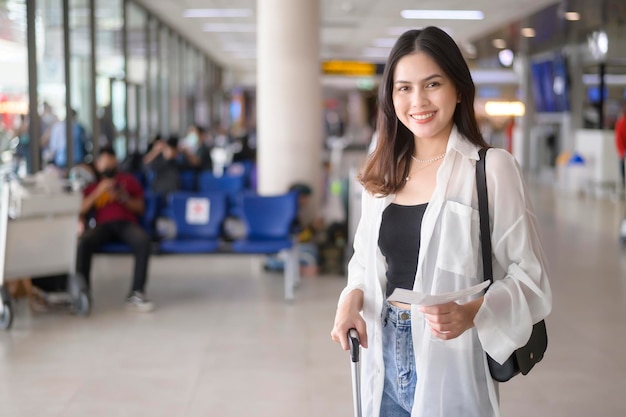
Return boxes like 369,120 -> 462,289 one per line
143,135 -> 199,195
77,147 -> 154,312
182,124 -> 201,154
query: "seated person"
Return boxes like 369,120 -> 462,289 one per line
77,147 -> 154,311
143,135 -> 199,195
264,183 -> 325,276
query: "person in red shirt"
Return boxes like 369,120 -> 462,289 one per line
77,147 -> 153,311
615,102 -> 626,193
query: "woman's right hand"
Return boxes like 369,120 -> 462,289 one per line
331,289 -> 368,350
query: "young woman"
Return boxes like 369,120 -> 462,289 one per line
331,27 -> 552,417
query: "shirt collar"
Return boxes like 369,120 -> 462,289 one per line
446,125 -> 480,161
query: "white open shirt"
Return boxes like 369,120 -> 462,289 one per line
339,125 -> 552,417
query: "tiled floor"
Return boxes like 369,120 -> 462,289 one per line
1,184 -> 625,417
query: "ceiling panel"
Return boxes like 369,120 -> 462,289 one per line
134,0 -> 561,75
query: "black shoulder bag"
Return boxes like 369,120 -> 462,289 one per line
476,148 -> 548,382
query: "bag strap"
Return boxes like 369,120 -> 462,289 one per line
477,148 -> 493,285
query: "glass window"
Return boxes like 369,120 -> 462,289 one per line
169,33 -> 180,134
126,2 -> 146,85
95,0 -> 123,79
194,55 -> 210,127
70,0 -> 93,161
0,0 -> 30,174
126,3 -> 146,152
159,25 -> 169,135
147,17 -> 159,138
36,0 -> 67,167
95,0 -> 125,158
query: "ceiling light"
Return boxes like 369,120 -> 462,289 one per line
485,101 -> 525,117
401,10 -> 484,20
492,38 -> 507,49
565,11 -> 580,21
183,9 -> 252,18
521,27 -> 535,37
498,49 -> 514,67
202,23 -> 256,32
597,31 -> 608,54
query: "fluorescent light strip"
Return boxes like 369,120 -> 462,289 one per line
583,74 -> 626,86
521,27 -> 536,37
565,11 -> 580,21
184,9 -> 252,18
202,23 -> 256,32
485,101 -> 525,117
401,10 -> 484,20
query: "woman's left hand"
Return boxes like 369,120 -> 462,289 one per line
419,297 -> 483,340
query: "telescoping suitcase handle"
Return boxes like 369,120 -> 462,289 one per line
348,328 -> 360,362
348,329 -> 362,417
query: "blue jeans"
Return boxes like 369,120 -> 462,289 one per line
380,302 -> 417,417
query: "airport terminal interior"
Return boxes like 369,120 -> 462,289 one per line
1,0 -> 626,416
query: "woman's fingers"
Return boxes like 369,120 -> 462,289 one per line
355,320 -> 368,348
421,302 -> 473,339
331,317 -> 368,350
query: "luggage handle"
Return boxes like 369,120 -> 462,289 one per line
348,328 -> 360,363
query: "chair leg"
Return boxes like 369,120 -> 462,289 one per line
284,247 -> 296,301
293,244 -> 301,288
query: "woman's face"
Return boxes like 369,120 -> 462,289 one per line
392,52 -> 458,144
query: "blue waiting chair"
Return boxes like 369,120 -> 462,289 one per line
179,169 -> 197,192
159,191 -> 227,254
197,171 -> 246,217
226,161 -> 254,188
231,192 -> 300,300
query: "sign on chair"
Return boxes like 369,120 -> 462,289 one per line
185,198 -> 210,224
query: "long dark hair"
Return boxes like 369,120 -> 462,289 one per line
360,26 -> 488,196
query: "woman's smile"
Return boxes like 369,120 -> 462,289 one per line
410,111 -> 437,123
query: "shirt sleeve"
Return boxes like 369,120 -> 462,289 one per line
473,149 -> 552,364
83,182 -> 96,198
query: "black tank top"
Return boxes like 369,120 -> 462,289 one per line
378,203 -> 428,297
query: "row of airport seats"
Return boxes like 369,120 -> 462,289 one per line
97,189 -> 302,300
131,161 -> 256,220
134,160 -> 256,195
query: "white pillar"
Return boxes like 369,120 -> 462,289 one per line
257,0 -> 322,196
517,40 -> 533,175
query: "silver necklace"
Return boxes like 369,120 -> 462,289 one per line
406,152 -> 446,181
411,152 -> 446,163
